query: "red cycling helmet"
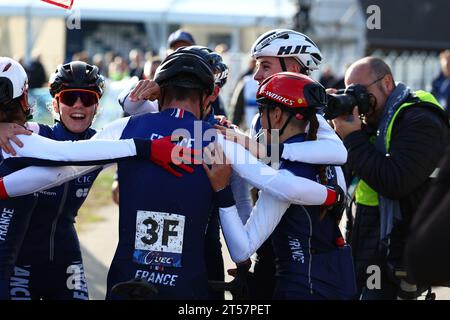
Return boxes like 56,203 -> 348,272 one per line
256,72 -> 327,134
257,72 -> 326,113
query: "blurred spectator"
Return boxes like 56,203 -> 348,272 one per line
72,51 -> 89,63
239,58 -> 257,80
108,55 -> 129,81
144,51 -> 154,62
129,49 -> 144,80
214,43 -> 229,55
229,59 -> 258,130
27,54 -> 47,89
167,29 -> 195,54
432,50 -> 450,115
319,65 -> 336,88
92,53 -> 106,76
329,63 -> 352,90
143,57 -> 162,80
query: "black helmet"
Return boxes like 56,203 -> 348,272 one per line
175,46 -> 229,88
49,61 -> 105,98
154,50 -> 215,95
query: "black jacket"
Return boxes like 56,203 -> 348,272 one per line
406,146 -> 450,286
344,103 -> 448,287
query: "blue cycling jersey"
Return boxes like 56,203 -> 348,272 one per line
271,134 -> 356,300
106,108 -> 216,299
17,123 -> 101,265
0,168 -> 37,300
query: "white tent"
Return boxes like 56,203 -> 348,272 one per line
0,0 -> 295,61
0,0 -> 294,26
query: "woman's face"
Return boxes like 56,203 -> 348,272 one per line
54,90 -> 98,133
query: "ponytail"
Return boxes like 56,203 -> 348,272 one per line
306,113 -> 328,220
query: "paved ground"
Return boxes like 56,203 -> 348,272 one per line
78,203 -> 450,300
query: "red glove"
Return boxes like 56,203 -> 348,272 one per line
0,177 -> 9,199
149,136 -> 200,178
324,185 -> 345,207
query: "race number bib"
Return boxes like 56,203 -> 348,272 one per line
133,211 -> 185,268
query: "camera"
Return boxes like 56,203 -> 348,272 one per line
324,84 -> 372,120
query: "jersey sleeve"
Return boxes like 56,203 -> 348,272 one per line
118,81 -> 159,116
229,172 -> 252,224
219,190 -> 290,262
280,115 -> 348,165
1,118 -> 136,166
216,134 -> 329,206
1,165 -> 104,198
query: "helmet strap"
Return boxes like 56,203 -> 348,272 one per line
265,105 -> 273,133
279,113 -> 294,137
199,91 -> 205,120
19,94 -> 33,120
279,58 -> 287,72
265,105 -> 294,139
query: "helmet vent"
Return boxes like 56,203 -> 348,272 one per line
2,63 -> 12,72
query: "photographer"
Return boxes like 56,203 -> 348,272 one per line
330,57 -> 449,299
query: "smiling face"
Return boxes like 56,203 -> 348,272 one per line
53,93 -> 97,133
253,57 -> 302,84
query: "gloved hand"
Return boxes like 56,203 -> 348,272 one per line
0,177 -> 8,200
324,184 -> 345,207
324,185 -> 346,224
134,136 -> 200,177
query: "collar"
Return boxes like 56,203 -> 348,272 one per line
375,82 -> 411,152
282,132 -> 307,144
52,121 -> 94,140
161,108 -> 199,120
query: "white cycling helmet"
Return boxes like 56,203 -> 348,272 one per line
251,29 -> 323,75
0,57 -> 28,105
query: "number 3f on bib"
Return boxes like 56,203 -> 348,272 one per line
134,211 -> 185,268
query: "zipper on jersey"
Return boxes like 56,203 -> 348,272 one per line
49,182 -> 69,261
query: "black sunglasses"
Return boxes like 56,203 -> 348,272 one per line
56,89 -> 99,107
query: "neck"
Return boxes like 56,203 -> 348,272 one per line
278,124 -> 305,143
161,99 -> 201,119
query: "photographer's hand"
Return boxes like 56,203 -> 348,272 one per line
332,107 -> 362,140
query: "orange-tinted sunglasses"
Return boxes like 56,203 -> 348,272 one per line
55,89 -> 100,107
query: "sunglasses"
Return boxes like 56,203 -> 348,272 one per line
56,89 -> 99,107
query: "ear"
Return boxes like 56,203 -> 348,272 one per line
203,92 -> 216,107
212,85 -> 220,100
383,74 -> 395,93
52,98 -> 60,113
273,107 -> 284,124
287,59 -> 301,73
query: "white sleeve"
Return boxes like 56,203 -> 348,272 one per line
25,122 -> 40,133
281,115 -> 347,165
2,118 -> 136,164
2,165 -> 103,197
220,191 -> 290,262
229,172 -> 252,224
118,82 -> 159,116
217,134 -> 329,206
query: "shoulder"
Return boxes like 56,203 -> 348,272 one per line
85,127 -> 97,139
397,102 -> 448,129
35,123 -> 52,137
